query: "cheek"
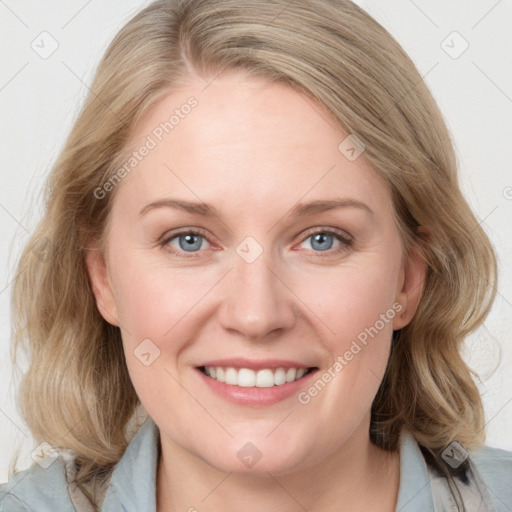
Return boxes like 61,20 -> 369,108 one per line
107,256 -> 204,388
298,254 -> 401,344
110,249 -> 205,333
111,259 -> 206,414
294,254 -> 400,402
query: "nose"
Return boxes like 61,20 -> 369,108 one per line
217,247 -> 296,341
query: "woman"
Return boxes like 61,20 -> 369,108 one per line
1,0 -> 511,511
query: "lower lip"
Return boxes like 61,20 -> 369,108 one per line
195,368 -> 319,406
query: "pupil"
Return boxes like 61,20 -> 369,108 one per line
312,233 -> 332,251
180,234 -> 201,251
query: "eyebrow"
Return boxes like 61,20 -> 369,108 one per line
139,197 -> 374,218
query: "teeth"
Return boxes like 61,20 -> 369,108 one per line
225,367 -> 238,385
274,368 -> 286,385
238,368 -> 256,387
296,368 -> 306,379
203,366 -> 311,387
256,369 -> 274,388
286,368 -> 297,382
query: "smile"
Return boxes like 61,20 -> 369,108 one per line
199,366 -> 316,387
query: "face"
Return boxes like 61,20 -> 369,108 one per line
87,72 -> 425,475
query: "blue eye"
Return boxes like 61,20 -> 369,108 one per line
306,232 -> 336,251
161,227 -> 352,259
299,230 -> 351,254
166,231 -> 210,254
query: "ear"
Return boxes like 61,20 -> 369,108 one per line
85,245 -> 120,327
393,229 -> 428,330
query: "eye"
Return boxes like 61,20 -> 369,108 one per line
161,229 -> 212,258
160,227 -> 353,259
297,228 -> 353,255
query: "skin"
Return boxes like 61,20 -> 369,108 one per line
87,71 -> 426,512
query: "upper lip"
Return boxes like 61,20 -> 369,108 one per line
197,358 -> 317,371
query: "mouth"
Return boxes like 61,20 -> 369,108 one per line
197,365 -> 319,388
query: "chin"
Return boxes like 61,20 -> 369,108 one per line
198,438 -> 310,476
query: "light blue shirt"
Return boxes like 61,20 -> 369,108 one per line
1,416 -> 511,511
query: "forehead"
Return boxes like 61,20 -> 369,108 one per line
114,72 -> 392,218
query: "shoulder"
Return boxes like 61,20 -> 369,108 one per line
469,443 -> 512,508
1,415 -> 157,512
0,452 -> 85,512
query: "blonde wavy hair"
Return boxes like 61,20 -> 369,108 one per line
9,0 -> 497,509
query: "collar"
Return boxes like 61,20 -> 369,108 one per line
100,416 -> 435,511
101,416 -> 160,511
395,429 -> 436,511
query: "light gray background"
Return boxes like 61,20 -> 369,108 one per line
1,0 -> 511,483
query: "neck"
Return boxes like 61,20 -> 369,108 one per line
156,420 -> 400,512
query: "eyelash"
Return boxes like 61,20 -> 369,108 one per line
159,227 -> 353,260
